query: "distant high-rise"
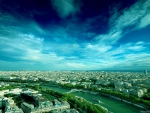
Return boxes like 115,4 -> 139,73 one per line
144,70 -> 147,74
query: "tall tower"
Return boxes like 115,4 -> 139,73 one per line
144,70 -> 147,74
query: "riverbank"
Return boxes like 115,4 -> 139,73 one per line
41,84 -> 149,110
99,90 -> 150,111
100,93 -> 146,110
40,84 -> 145,113
69,89 -> 148,110
64,87 -> 149,111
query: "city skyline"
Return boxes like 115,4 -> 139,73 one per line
0,0 -> 150,70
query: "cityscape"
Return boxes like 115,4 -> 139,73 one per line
0,70 -> 150,113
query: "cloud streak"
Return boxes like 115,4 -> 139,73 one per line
95,0 -> 150,44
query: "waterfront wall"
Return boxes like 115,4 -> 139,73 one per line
100,93 -> 147,110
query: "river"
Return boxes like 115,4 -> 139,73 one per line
41,85 -> 144,113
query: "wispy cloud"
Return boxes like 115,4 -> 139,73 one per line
66,62 -> 85,68
94,0 -> 150,44
0,33 -> 64,63
78,41 -> 150,70
86,43 -> 112,53
113,0 -> 150,30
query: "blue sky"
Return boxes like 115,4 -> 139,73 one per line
0,0 -> 150,70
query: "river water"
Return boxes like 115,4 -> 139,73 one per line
41,85 -> 144,113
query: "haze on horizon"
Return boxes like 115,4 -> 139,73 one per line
0,0 -> 150,70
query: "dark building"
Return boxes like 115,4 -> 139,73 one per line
144,70 -> 147,74
20,93 -> 49,107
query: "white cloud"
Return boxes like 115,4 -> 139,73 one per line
136,41 -> 145,45
0,33 -> 65,64
23,49 -> 64,63
138,13 -> 150,29
66,62 -> 85,68
1,35 -> 150,70
94,0 -> 150,44
95,31 -> 122,44
0,12 -> 16,22
114,0 -> 150,30
118,42 -> 146,51
51,0 -> 81,18
93,53 -> 150,70
84,42 -> 147,59
127,46 -> 145,51
110,42 -> 146,55
86,43 -> 112,53
81,41 -> 150,70
0,12 -> 45,41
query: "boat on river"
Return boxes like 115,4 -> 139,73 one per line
92,99 -> 103,103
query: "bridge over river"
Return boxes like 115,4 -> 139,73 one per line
66,89 -> 82,93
